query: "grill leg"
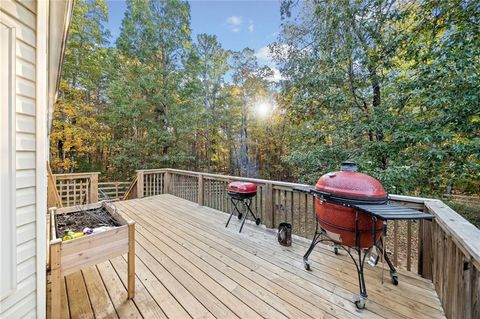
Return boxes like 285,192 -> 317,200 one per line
225,198 -> 242,229
375,238 -> 398,285
239,198 -> 259,232
303,220 -> 322,270
352,248 -> 369,309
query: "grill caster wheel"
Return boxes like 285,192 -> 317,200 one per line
303,259 -> 311,271
255,218 -> 261,225
391,273 -> 399,286
355,300 -> 366,309
333,247 -> 339,255
238,213 -> 243,220
353,295 -> 367,309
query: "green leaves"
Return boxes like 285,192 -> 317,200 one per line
53,0 -> 478,197
276,0 -> 479,195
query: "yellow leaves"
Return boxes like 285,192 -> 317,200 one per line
50,84 -> 111,173
229,86 -> 242,96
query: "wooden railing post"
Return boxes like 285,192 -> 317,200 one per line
127,221 -> 136,299
164,171 -> 171,194
418,219 -> 433,280
89,173 -> 99,203
198,174 -> 204,206
47,164 -> 62,208
264,183 -> 274,228
50,239 -> 62,319
137,171 -> 144,198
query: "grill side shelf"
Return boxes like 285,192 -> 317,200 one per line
353,204 -> 434,221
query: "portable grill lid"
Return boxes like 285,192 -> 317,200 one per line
226,181 -> 257,194
315,162 -> 387,204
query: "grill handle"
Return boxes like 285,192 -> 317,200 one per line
292,186 -> 332,197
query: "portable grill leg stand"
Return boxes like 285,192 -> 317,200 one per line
226,198 -> 260,233
225,198 -> 243,228
239,198 -> 260,233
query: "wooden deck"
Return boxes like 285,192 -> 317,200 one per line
50,194 -> 446,319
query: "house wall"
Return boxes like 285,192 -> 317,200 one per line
0,1 -> 39,317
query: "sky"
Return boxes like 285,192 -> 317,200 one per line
105,0 -> 282,78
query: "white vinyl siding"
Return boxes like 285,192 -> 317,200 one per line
0,17 -> 16,301
0,0 -> 38,317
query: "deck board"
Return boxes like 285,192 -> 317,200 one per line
52,194 -> 445,319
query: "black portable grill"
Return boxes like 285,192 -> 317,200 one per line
225,182 -> 261,232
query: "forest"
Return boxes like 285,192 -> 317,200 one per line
50,0 -> 479,198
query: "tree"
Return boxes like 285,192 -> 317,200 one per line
231,48 -> 273,177
275,0 -> 479,194
186,34 -> 230,172
50,0 -> 110,173
106,0 -> 192,176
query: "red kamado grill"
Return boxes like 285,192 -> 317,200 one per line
225,182 -> 261,232
295,162 -> 434,309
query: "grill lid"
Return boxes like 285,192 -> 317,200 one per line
226,182 -> 257,194
315,162 -> 387,203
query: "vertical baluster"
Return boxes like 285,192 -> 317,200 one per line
160,173 -> 163,194
73,179 -> 77,205
311,195 -> 315,236
153,173 -> 156,196
212,180 -> 216,209
216,181 -> 220,209
290,190 -> 294,233
151,173 -> 153,196
208,179 -> 211,207
407,220 -> 412,271
222,182 -> 226,212
145,174 -> 147,197
66,181 -> 70,206
393,220 -> 399,266
145,174 -> 148,197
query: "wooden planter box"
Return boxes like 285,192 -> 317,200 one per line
49,202 -> 135,319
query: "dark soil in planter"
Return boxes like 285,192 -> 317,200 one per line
56,206 -> 121,235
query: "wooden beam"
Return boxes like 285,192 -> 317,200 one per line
49,239 -> 62,319
164,172 -> 171,195
264,183 -> 274,228
128,222 -> 136,299
198,174 -> 204,206
89,173 -> 99,203
137,171 -> 144,198
47,163 -> 62,208
425,200 -> 480,269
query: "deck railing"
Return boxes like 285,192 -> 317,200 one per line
52,172 -> 100,207
98,181 -> 131,200
127,168 -> 479,319
50,172 -> 129,206
51,168 -> 480,318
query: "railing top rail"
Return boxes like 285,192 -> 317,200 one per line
148,168 -> 312,188
425,200 -> 480,268
98,181 -> 131,185
54,172 -> 100,180
388,194 -> 432,204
